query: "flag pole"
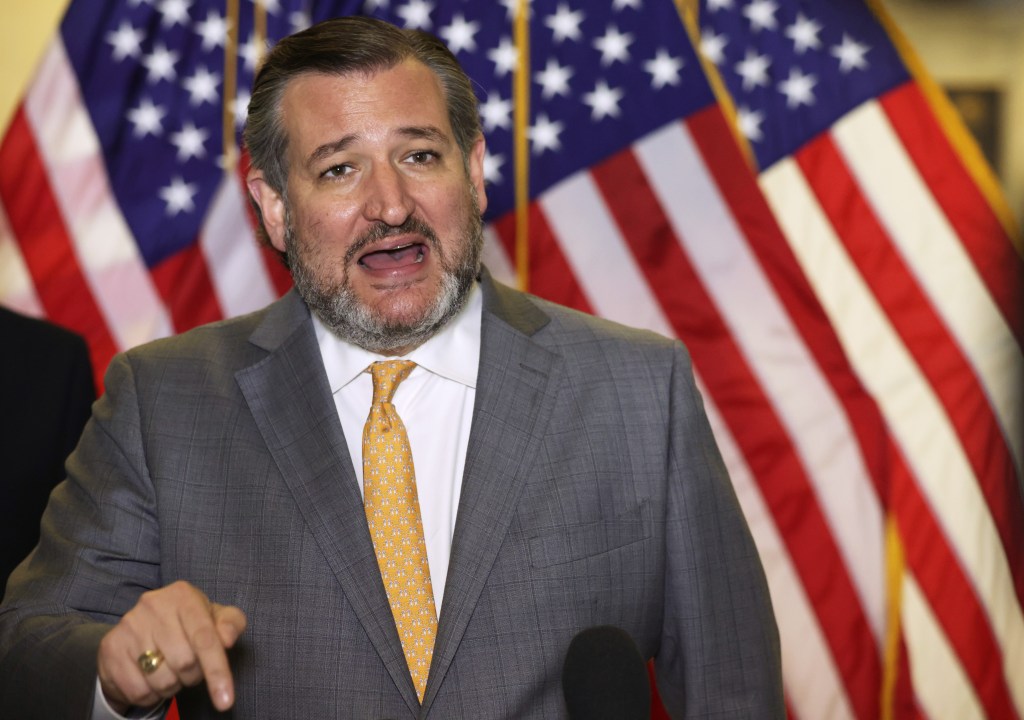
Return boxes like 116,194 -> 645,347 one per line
221,0 -> 241,170
513,0 -> 530,292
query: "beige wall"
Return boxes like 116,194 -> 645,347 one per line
0,0 -> 68,135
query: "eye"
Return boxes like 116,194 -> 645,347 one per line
321,164 -> 354,178
405,150 -> 438,165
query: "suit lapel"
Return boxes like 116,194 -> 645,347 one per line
236,291 -> 422,714
422,276 -> 562,711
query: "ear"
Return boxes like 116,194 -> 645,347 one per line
246,170 -> 288,253
467,135 -> 488,216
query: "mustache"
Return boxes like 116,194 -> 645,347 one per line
344,217 -> 440,266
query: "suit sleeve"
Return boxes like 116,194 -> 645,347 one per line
654,343 -> 785,718
0,352 -> 164,720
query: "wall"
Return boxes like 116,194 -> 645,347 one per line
0,0 -> 69,135
883,0 -> 1024,227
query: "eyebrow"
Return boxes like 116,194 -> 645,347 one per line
304,125 -> 453,169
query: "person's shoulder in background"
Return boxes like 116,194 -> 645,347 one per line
0,306 -> 95,592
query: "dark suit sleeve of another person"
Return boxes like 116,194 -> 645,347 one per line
0,351 -> 155,718
0,309 -> 95,591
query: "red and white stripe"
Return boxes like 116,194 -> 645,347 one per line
0,38 -> 287,388
762,81 -> 1024,720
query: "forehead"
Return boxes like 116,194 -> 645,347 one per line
278,60 -> 453,150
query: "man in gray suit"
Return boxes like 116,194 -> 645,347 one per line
0,16 -> 783,719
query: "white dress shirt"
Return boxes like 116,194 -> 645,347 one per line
93,283 -> 482,719
316,282 -> 481,612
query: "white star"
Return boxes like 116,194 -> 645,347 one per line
743,0 -> 778,33
483,150 -> 505,184
106,21 -> 144,62
778,67 -> 817,108
170,122 -> 210,162
593,25 -> 633,66
194,10 -> 229,52
644,49 -> 684,89
127,98 -> 166,137
487,37 -> 518,77
706,0 -> 733,10
735,49 -> 771,91
254,0 -> 281,14
143,43 -> 179,83
396,0 -> 434,30
479,92 -> 513,132
233,89 -> 251,128
737,105 -> 764,142
182,66 -> 221,106
786,13 -> 822,54
832,34 -> 870,73
700,29 -> 728,65
582,80 -> 624,121
157,0 -> 192,28
239,34 -> 264,72
159,177 -> 198,215
364,0 -> 389,10
545,3 -> 584,44
613,0 -> 641,10
439,14 -> 480,55
529,113 -> 564,155
289,10 -> 312,32
534,57 -> 573,99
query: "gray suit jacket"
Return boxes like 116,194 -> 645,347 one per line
0,273 -> 783,718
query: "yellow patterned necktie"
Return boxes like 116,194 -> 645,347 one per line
362,360 -> 437,703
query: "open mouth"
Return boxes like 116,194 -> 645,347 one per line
358,242 -> 428,270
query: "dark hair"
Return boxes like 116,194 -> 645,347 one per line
243,16 -> 482,258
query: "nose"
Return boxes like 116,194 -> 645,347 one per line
362,164 -> 415,227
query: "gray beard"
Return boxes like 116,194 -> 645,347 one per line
286,209 -> 483,355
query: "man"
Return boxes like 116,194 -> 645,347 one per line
0,16 -> 783,719
0,307 -> 95,592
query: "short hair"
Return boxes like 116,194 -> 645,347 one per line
244,16 -> 482,258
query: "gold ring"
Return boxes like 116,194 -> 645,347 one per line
137,649 -> 164,675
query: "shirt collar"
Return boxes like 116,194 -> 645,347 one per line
314,281 -> 482,393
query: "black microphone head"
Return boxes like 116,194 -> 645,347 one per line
561,626 -> 652,720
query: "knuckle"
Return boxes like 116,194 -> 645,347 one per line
123,678 -> 160,707
190,625 -> 219,652
169,579 -> 196,595
177,662 -> 205,686
148,674 -> 181,697
138,586 -> 162,605
164,650 -> 200,678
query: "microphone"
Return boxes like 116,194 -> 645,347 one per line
561,626 -> 652,720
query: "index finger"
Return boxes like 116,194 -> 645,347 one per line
179,599 -> 236,711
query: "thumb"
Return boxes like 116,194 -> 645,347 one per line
212,604 -> 248,648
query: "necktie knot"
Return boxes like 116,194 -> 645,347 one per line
369,360 -> 416,406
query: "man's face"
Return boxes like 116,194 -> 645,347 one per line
248,60 -> 488,355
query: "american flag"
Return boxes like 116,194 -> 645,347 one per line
694,1 -> 1024,718
1,1 -> 1022,719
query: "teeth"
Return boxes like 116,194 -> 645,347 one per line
415,248 -> 425,263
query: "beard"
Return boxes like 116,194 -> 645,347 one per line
285,194 -> 484,355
